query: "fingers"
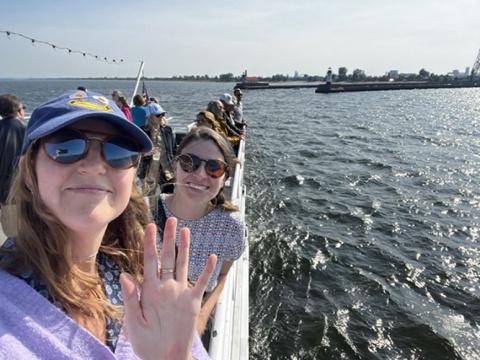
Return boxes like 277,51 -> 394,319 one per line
143,223 -> 159,282
120,273 -> 142,326
160,217 -> 177,280
175,227 -> 190,282
192,254 -> 217,298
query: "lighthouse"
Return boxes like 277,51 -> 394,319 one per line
326,67 -> 332,85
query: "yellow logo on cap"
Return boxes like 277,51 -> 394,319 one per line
68,99 -> 113,112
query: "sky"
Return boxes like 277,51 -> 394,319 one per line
1,0 -> 479,79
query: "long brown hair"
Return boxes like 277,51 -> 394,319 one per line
175,128 -> 238,211
0,140 -> 149,325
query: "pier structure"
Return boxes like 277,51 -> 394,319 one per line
315,80 -> 480,93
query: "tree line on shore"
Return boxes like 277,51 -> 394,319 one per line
84,67 -> 466,83
145,67 -> 464,83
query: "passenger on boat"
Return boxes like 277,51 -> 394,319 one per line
195,111 -> 216,130
233,88 -> 247,127
140,103 -> 176,195
151,128 -> 245,334
0,94 -> 26,238
195,111 -> 240,165
111,89 -> 124,102
219,93 -> 245,132
115,95 -> 133,122
0,90 -> 215,360
206,100 -> 244,149
130,94 -> 148,130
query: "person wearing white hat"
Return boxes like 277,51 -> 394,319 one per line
219,93 -> 245,139
141,103 -> 177,194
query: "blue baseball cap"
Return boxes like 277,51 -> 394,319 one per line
146,103 -> 166,116
21,90 -> 153,154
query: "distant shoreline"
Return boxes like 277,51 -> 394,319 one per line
0,77 -> 233,81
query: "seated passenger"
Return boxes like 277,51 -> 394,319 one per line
206,100 -> 244,150
151,128 -> 246,334
130,94 -> 148,130
220,93 -> 245,132
195,111 -> 241,166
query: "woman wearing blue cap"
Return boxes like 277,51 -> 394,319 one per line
0,90 -> 215,359
141,103 -> 176,195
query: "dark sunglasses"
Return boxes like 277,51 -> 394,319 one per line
196,118 -> 207,124
176,153 -> 229,179
41,128 -> 141,169
155,113 -> 165,118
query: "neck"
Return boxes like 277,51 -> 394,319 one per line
166,193 -> 211,221
75,251 -> 98,260
70,228 -> 106,273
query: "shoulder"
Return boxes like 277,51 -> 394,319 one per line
0,117 -> 26,130
164,126 -> 174,134
212,208 -> 244,228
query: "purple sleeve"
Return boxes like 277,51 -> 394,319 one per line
191,332 -> 211,360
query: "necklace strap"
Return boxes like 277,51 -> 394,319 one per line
74,251 -> 99,261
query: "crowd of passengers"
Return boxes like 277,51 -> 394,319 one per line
0,87 -> 247,359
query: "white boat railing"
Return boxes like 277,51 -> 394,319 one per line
208,138 -> 249,360
131,61 -> 249,359
129,61 -> 145,107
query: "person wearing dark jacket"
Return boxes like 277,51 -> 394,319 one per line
141,103 -> 177,194
0,94 -> 26,237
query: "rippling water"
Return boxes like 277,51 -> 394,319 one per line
2,79 -> 480,359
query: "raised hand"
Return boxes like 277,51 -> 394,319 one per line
120,218 -> 217,360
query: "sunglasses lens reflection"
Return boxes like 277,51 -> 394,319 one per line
178,154 -> 226,178
42,129 -> 140,169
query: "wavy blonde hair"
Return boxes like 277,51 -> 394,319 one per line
145,113 -> 166,132
1,140 -> 149,329
206,100 -> 224,120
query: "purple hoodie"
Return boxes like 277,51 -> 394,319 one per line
0,268 -> 210,359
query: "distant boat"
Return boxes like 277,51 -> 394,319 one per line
235,70 -> 269,89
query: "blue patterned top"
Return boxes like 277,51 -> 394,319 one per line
159,194 -> 246,292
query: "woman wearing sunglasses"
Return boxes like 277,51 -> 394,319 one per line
0,90 -> 215,359
140,103 -> 176,195
153,128 -> 245,335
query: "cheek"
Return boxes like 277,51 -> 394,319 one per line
34,154 -> 64,198
115,171 -> 135,202
213,176 -> 225,190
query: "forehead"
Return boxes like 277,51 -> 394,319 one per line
182,139 -> 224,159
67,118 -> 122,136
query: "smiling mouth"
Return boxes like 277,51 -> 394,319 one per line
67,186 -> 111,193
187,182 -> 209,191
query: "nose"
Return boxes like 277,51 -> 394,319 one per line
77,139 -> 107,174
193,161 -> 209,177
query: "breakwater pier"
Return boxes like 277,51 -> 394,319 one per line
315,80 -> 480,93
235,80 -> 480,92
